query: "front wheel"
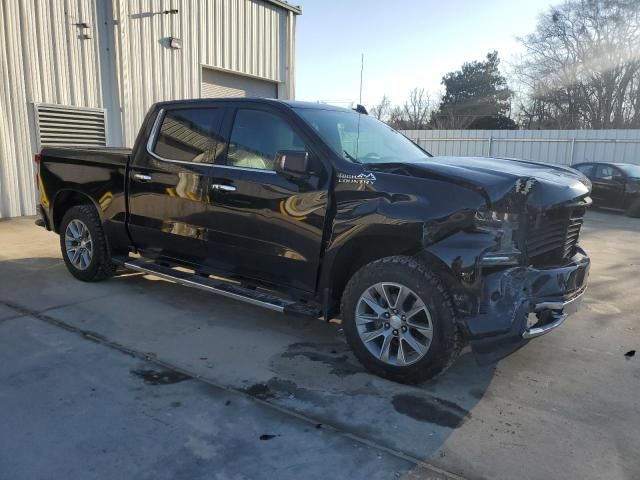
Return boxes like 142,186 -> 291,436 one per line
59,205 -> 115,282
341,256 -> 462,384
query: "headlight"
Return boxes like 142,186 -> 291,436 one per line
578,175 -> 592,190
474,208 -> 521,266
474,209 -> 519,231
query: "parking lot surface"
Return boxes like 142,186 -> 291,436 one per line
1,211 -> 638,480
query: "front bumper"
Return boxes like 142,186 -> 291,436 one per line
465,247 -> 590,364
522,290 -> 584,339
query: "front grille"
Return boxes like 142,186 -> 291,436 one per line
525,206 -> 585,266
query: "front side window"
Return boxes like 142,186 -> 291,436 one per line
295,108 -> 431,165
594,164 -> 620,180
226,109 -> 305,170
153,108 -> 223,163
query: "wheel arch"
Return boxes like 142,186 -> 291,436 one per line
323,232 -> 423,313
52,190 -> 102,233
321,228 -> 475,321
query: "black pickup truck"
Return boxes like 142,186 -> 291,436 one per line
36,98 -> 591,383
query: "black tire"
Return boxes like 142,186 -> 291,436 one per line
625,198 -> 640,218
59,204 -> 115,282
341,256 -> 462,384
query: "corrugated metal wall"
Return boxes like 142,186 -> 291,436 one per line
0,0 -> 296,218
112,0 -> 293,146
401,129 -> 640,166
0,0 -> 103,218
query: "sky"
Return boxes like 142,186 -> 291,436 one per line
294,0 -> 557,110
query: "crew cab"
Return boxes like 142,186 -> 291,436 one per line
35,98 -> 591,383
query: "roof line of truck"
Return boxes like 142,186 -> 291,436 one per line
152,98 -> 352,113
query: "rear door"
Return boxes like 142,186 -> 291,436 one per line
204,104 -> 330,293
128,105 -> 225,266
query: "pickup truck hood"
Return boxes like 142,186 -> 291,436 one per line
369,156 -> 591,209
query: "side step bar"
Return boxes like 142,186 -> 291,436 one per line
113,257 -> 320,319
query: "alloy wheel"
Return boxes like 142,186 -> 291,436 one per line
64,219 -> 93,271
355,282 -> 433,366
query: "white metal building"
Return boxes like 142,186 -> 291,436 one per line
0,0 -> 300,218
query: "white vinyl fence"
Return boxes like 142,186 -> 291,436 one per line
400,129 -> 640,166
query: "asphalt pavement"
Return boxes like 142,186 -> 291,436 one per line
0,210 -> 638,479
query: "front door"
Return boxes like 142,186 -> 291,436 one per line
592,164 -> 625,208
205,105 -> 330,293
128,106 -> 225,266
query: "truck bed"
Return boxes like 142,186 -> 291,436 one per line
40,146 -> 131,167
37,146 -> 132,235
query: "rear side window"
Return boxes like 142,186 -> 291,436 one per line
226,109 -> 305,170
573,164 -> 594,176
153,108 -> 223,163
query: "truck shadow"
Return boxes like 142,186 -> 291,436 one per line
0,255 -> 496,470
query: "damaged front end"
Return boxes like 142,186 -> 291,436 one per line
424,175 -> 591,365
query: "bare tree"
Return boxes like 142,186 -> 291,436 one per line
370,95 -> 391,121
515,0 -> 640,129
373,89 -> 439,130
387,106 -> 408,129
403,88 -> 435,130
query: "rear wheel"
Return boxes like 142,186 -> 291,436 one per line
59,205 -> 115,282
341,256 -> 462,384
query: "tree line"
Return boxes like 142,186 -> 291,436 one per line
371,0 -> 640,130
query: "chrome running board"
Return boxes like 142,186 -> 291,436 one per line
113,257 -> 320,318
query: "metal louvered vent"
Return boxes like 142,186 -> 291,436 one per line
34,103 -> 106,147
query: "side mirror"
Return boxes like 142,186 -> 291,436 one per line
274,150 -> 309,179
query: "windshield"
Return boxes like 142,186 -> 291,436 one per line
295,108 -> 431,164
618,164 -> 640,179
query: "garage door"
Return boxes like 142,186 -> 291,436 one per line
201,68 -> 277,99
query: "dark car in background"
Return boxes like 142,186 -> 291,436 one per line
572,162 -> 640,217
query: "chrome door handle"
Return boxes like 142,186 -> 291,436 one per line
211,184 -> 237,192
134,173 -> 152,182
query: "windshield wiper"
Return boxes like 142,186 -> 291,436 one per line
343,151 -> 362,164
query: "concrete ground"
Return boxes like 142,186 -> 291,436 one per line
0,210 -> 638,480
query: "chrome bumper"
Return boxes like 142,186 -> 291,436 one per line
522,289 -> 585,339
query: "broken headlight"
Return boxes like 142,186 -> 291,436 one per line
474,209 -> 518,230
474,209 -> 521,266
577,174 -> 592,190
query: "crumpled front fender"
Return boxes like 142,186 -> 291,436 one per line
424,232 -> 590,364
470,249 -> 589,364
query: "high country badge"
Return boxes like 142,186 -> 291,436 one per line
337,172 -> 376,185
